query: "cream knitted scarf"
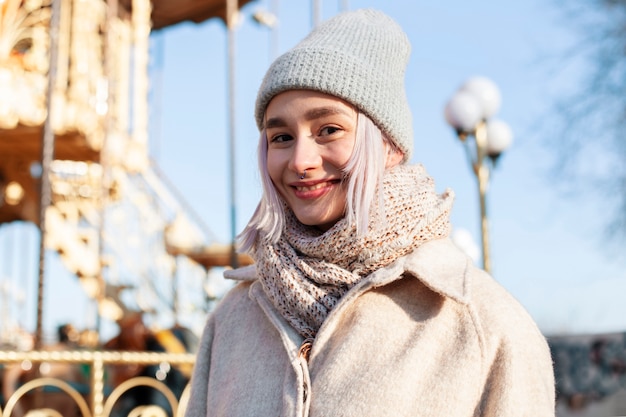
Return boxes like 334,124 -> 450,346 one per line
253,164 -> 454,339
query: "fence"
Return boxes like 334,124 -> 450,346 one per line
0,349 -> 196,417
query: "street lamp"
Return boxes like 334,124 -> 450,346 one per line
444,76 -> 513,274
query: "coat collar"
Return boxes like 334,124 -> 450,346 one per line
224,263 -> 257,281
224,237 -> 471,304
388,237 -> 470,305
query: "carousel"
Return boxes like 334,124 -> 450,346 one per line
0,0 -> 253,415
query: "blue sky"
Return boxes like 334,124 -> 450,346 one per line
2,0 -> 625,341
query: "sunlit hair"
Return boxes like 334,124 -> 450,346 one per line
237,112 -> 403,253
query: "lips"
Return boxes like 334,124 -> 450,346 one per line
291,179 -> 340,199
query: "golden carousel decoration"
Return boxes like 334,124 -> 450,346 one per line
0,0 -> 254,415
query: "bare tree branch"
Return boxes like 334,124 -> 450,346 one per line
548,0 -> 626,246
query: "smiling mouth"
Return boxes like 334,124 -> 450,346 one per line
295,183 -> 328,192
294,180 -> 340,192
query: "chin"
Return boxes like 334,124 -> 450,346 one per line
294,215 -> 339,232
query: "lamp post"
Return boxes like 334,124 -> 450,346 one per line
444,76 -> 513,274
252,3 -> 279,61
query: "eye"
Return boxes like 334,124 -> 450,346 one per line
319,126 -> 341,136
268,133 -> 293,144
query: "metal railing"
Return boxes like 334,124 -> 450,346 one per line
0,349 -> 196,417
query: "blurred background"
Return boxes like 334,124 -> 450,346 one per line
1,0 -> 625,415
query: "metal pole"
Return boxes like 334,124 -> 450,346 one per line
95,0 -> 119,344
35,0 -> 62,349
172,257 -> 179,324
473,121 -> 491,274
312,0 -> 321,27
226,0 -> 238,268
271,0 -> 279,60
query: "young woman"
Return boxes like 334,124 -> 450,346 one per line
185,9 -> 555,417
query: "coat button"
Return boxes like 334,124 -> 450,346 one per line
298,339 -> 314,362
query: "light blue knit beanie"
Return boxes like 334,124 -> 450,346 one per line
255,8 -> 413,161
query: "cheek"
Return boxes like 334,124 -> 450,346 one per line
266,151 -> 284,184
334,139 -> 356,167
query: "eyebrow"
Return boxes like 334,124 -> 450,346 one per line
264,106 -> 354,129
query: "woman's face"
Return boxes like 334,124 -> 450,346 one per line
265,90 -> 357,231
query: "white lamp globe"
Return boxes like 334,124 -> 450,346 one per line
451,228 -> 480,264
444,90 -> 483,132
485,119 -> 513,157
460,76 -> 502,119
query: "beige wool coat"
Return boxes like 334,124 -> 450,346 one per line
185,238 -> 555,417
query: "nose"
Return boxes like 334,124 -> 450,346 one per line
288,135 -> 321,176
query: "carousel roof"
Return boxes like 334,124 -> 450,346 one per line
122,0 -> 256,30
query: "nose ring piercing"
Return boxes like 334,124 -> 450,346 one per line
300,170 -> 307,180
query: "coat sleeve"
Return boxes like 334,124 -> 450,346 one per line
476,328 -> 556,416
183,315 -> 215,417
471,271 -> 556,416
